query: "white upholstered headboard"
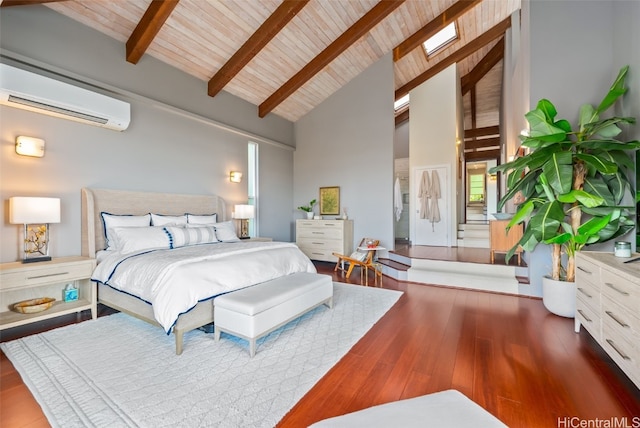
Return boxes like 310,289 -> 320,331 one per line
81,188 -> 227,258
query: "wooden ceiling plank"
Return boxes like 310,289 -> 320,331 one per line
0,0 -> 67,6
395,15 -> 511,100
126,0 -> 180,65
259,0 -> 406,118
207,0 -> 310,97
392,0 -> 482,62
461,37 -> 504,95
465,136 -> 501,150
465,148 -> 501,161
465,125 -> 500,138
395,108 -> 410,126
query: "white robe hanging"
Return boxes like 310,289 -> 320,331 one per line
394,176 -> 403,221
428,170 -> 441,230
418,170 -> 430,219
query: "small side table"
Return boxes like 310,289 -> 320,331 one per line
357,246 -> 385,287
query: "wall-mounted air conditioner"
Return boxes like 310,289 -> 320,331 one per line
0,63 -> 130,131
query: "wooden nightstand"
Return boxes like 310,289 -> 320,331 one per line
0,256 -> 96,331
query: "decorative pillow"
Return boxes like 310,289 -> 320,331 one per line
151,213 -> 188,226
186,213 -> 217,225
110,226 -> 170,254
164,225 -> 218,249
101,212 -> 151,250
213,220 -> 240,242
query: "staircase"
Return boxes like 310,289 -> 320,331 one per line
457,223 -> 489,248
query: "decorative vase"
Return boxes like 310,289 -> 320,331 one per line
542,276 -> 576,318
306,212 -> 314,219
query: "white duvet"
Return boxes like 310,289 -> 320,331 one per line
92,241 -> 316,332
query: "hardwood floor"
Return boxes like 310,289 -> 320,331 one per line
1,262 -> 638,427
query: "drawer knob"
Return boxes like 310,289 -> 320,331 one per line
27,271 -> 70,280
577,266 -> 592,275
605,339 -> 631,361
605,282 -> 629,296
577,287 -> 592,298
605,311 -> 630,328
577,309 -> 592,323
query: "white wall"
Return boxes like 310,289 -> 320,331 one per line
294,54 -> 395,252
409,63 -> 459,246
0,6 -> 296,262
519,0 -> 639,296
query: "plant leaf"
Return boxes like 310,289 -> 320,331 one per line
596,65 -> 629,114
542,151 -> 573,194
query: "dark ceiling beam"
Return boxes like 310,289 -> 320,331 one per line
208,0 -> 309,98
461,37 -> 504,95
465,137 -> 500,150
464,125 -> 500,138
259,0 -> 405,118
393,0 -> 482,61
395,109 -> 410,126
126,0 -> 179,64
464,148 -> 501,161
0,0 -> 67,6
395,16 -> 511,100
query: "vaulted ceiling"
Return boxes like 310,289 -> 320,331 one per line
2,0 -> 521,131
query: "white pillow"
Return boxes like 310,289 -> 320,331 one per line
101,212 -> 151,250
151,213 -> 188,226
164,225 -> 218,248
111,226 -> 170,254
186,213 -> 217,225
213,221 -> 240,242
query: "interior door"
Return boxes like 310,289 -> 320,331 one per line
413,165 -> 450,246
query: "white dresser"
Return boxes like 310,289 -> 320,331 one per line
296,219 -> 353,262
575,251 -> 640,388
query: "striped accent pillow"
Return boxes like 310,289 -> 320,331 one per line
164,225 -> 218,249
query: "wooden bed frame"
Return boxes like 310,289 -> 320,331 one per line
81,187 -> 228,354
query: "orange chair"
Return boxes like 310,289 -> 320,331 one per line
333,238 -> 380,281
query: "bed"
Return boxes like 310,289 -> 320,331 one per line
81,188 -> 316,354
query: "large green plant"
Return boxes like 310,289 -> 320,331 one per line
491,66 -> 640,282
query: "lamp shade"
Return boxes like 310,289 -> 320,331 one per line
9,197 -> 61,224
234,204 -> 255,220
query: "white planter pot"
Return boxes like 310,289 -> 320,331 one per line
542,276 -> 576,318
306,212 -> 314,220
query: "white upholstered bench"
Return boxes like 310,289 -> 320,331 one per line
213,272 -> 333,357
309,390 -> 507,427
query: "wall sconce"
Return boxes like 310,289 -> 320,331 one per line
15,136 -> 45,157
229,171 -> 243,183
9,197 -> 61,263
233,204 -> 254,239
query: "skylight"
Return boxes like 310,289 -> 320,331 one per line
394,94 -> 410,112
422,22 -> 457,56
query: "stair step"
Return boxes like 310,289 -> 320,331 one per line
377,258 -> 410,271
457,238 -> 490,248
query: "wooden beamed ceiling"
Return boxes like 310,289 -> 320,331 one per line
6,0 -> 521,122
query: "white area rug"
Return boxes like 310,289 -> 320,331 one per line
2,283 -> 402,428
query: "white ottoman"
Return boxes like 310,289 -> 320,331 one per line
309,390 -> 508,428
214,272 -> 333,357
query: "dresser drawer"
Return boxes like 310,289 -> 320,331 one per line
601,268 -> 640,309
576,281 -> 600,313
576,298 -> 601,341
601,295 -> 639,342
576,257 -> 599,283
602,323 -> 640,388
0,260 -> 94,290
297,247 -> 337,263
297,239 -> 344,253
296,227 -> 345,240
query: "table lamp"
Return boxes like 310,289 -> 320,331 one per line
9,197 -> 61,263
234,204 -> 255,239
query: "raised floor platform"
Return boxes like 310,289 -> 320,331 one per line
377,245 -> 529,295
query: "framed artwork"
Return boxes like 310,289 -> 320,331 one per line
319,186 -> 340,216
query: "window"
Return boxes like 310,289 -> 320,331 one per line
422,22 -> 458,57
468,173 -> 485,203
247,142 -> 258,237
394,94 -> 410,112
